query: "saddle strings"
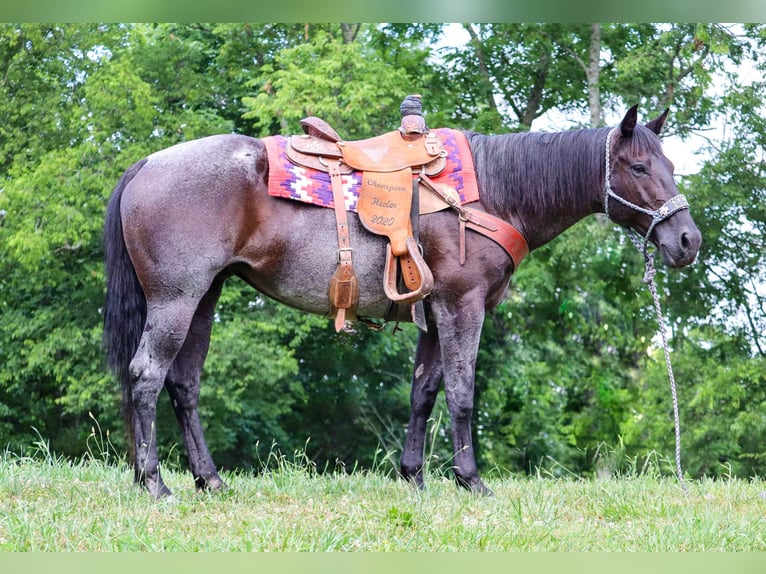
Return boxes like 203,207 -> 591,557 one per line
603,126 -> 688,494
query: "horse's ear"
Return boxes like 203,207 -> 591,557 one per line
645,108 -> 669,135
620,104 -> 639,138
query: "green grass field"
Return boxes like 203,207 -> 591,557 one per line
2,443 -> 766,552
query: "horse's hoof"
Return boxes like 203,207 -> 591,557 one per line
455,476 -> 494,497
406,477 -> 427,491
195,474 -> 227,492
473,483 -> 495,497
144,480 -> 173,499
400,470 -> 426,491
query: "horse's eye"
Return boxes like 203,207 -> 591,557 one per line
631,163 -> 648,175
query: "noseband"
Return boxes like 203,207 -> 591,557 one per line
603,126 -> 690,257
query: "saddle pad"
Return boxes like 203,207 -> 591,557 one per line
263,128 -> 479,212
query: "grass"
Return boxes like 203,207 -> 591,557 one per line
2,441 -> 766,552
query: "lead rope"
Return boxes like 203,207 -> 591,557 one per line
604,127 -> 688,494
626,230 -> 688,495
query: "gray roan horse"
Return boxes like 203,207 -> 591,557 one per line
103,105 -> 702,497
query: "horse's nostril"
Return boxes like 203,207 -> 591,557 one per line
681,231 -> 691,251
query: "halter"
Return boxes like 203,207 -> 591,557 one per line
603,126 -> 690,258
602,125 -> 689,494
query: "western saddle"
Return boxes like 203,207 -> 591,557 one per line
284,95 -> 528,332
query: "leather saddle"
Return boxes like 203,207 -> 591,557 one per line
286,116 -> 446,332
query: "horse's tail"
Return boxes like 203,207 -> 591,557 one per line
103,158 -> 148,451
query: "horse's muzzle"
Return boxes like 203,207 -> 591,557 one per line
657,222 -> 702,268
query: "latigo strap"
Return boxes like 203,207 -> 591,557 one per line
327,160 -> 359,332
419,174 -> 528,270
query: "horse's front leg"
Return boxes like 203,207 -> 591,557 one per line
432,297 -> 493,496
401,327 -> 443,488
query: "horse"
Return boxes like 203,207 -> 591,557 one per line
103,105 -> 702,498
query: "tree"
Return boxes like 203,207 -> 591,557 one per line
241,25 -> 436,138
0,23 -> 237,456
2,22 -> 765,481
0,23 -> 443,468
625,25 -> 766,477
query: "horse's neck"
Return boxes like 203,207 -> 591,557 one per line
470,129 -> 607,251
516,184 -> 600,250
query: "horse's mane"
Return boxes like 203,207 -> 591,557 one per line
464,124 -> 665,219
464,127 -> 609,218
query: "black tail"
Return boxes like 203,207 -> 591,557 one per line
103,158 -> 148,450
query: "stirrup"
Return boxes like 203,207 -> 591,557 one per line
383,237 -> 434,304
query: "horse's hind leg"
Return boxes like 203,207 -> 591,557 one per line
164,277 -> 225,492
401,327 -> 443,488
129,296 -> 202,498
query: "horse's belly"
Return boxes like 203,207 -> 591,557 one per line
236,211 -> 394,319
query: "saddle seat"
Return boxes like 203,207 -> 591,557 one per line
286,116 -> 447,332
286,119 -> 447,176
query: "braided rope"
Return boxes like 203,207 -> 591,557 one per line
604,126 -> 688,493
626,231 -> 688,494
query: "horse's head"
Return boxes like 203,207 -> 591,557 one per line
604,105 -> 702,268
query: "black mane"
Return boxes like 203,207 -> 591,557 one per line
465,124 -> 666,220
465,127 -> 611,219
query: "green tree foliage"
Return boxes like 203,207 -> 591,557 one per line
620,25 -> 766,477
1,22 -> 765,480
241,24 -> 443,139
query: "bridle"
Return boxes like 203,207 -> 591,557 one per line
603,126 -> 690,258
602,125 -> 689,494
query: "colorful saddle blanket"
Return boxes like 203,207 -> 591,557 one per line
263,128 -> 480,211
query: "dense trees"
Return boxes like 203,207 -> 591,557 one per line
1,23 -> 764,479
